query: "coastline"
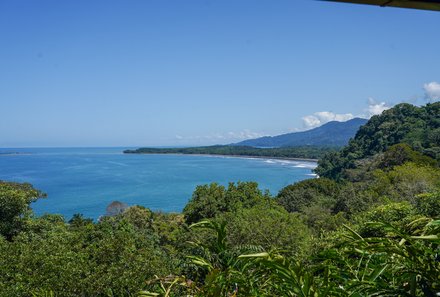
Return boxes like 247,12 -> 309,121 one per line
0,152 -> 31,156
125,152 -> 318,163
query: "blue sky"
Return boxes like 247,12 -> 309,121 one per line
1,0 -> 439,147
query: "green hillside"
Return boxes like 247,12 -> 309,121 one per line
315,102 -> 440,179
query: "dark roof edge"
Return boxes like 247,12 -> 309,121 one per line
322,0 -> 440,11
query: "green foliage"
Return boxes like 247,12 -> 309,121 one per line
371,162 -> 440,203
220,204 -> 312,257
0,206 -> 177,296
329,161 -> 440,223
239,252 -> 337,296
152,218 -> 334,296
139,275 -> 195,297
415,191 -> 440,218
323,218 -> 440,296
275,178 -> 348,233
68,213 -> 93,227
186,220 -> 263,296
331,182 -> 379,217
354,202 -> 417,238
183,181 -> 272,224
377,143 -> 438,169
0,181 -> 45,239
119,205 -> 153,229
276,178 -> 339,213
341,144 -> 439,184
177,219 -> 332,296
301,205 -> 347,233
316,102 -> 440,179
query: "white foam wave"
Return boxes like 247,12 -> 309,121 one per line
294,163 -> 317,169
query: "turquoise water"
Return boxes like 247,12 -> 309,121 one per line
0,147 -> 316,219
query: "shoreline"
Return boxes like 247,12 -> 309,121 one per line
125,152 -> 318,163
0,152 -> 31,156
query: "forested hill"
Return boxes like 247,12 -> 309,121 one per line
315,102 -> 440,179
234,118 -> 368,147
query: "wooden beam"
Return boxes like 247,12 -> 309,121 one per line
323,0 -> 440,11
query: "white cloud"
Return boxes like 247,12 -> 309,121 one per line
174,129 -> 265,143
301,98 -> 394,129
316,111 -> 355,122
364,97 -> 391,118
424,82 -> 440,102
302,115 -> 322,129
302,111 -> 354,129
227,129 -> 264,140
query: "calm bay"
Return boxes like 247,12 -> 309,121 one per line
0,147 -> 316,219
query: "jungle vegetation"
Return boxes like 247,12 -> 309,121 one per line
315,102 -> 440,179
0,102 -> 439,296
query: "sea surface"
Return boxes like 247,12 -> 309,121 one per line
0,147 -> 317,219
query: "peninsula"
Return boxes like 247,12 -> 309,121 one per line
123,145 -> 337,160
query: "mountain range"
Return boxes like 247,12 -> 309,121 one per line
234,118 -> 368,147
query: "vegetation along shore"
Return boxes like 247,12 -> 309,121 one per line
125,151 -> 319,162
123,145 -> 336,161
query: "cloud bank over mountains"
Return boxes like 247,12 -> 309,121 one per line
301,98 -> 391,129
176,81 -> 438,143
175,129 -> 265,143
302,112 -> 355,129
300,80 -> 439,130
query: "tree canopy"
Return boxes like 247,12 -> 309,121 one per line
315,102 -> 440,180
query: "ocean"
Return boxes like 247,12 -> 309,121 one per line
0,147 -> 317,219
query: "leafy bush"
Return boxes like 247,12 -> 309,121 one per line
415,191 -> 440,218
219,204 -> 312,257
276,177 -> 339,213
183,181 -> 272,224
0,181 -> 45,239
